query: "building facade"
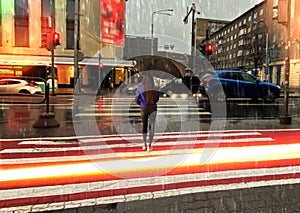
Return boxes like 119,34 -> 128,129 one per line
0,0 -> 134,89
196,18 -> 229,48
200,0 -> 300,88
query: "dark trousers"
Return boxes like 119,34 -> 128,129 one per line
141,106 -> 157,145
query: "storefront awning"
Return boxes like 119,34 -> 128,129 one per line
0,55 -> 136,67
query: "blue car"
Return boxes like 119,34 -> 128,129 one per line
199,70 -> 281,102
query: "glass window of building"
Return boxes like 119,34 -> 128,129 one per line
14,0 -> 29,47
254,12 -> 258,19
238,39 -> 244,46
66,0 -> 80,49
260,9 -> 264,16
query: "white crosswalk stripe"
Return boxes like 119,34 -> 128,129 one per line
1,107 -> 300,213
74,97 -> 211,118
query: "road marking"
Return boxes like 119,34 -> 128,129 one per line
0,137 -> 273,154
1,129 -> 300,212
2,165 -> 300,200
75,111 -> 211,117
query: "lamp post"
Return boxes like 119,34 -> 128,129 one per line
279,0 -> 292,124
74,0 -> 80,93
255,20 -> 269,81
151,8 -> 173,55
183,3 -> 200,91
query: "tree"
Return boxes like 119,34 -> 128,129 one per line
244,26 -> 267,76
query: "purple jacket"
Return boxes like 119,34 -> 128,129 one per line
135,85 -> 159,109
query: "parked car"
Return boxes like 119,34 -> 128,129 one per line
0,79 -> 42,95
199,70 -> 281,102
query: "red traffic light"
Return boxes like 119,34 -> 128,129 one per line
53,32 -> 60,46
206,43 -> 213,51
206,43 -> 214,56
98,62 -> 104,69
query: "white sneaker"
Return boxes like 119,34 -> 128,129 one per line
147,145 -> 153,152
142,144 -> 147,151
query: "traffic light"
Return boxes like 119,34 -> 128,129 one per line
53,32 -> 60,46
198,45 -> 206,59
44,31 -> 61,51
98,62 -> 104,69
206,43 -> 214,56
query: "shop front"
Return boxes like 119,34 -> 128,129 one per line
0,55 -> 136,90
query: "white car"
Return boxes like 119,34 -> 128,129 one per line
0,79 -> 42,95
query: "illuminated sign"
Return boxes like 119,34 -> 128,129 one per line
100,0 -> 125,46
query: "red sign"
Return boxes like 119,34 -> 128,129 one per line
100,0 -> 125,46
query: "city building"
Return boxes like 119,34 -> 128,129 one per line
195,18 -> 229,48
200,0 -> 300,89
0,0 -> 135,89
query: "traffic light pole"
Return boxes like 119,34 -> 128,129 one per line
183,3 -> 197,91
74,0 -> 80,94
51,39 -> 56,96
279,0 -> 292,124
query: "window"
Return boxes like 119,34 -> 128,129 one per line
238,28 -> 246,36
14,0 -> 29,47
242,73 -> 257,83
254,12 -> 258,19
66,0 -> 80,49
6,80 -> 21,85
237,50 -> 243,57
238,39 -> 244,46
260,9 -> 264,16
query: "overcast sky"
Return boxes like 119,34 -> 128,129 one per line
125,0 -> 264,53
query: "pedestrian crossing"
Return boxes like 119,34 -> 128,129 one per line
1,129 -> 300,212
74,97 -> 211,120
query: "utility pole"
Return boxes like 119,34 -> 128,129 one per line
279,0 -> 292,124
183,3 -> 199,91
74,0 -> 80,93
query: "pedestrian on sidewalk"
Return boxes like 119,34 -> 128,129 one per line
135,74 -> 160,152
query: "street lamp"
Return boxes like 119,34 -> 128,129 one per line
254,20 -> 269,81
183,3 -> 200,72
151,8 -> 173,55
